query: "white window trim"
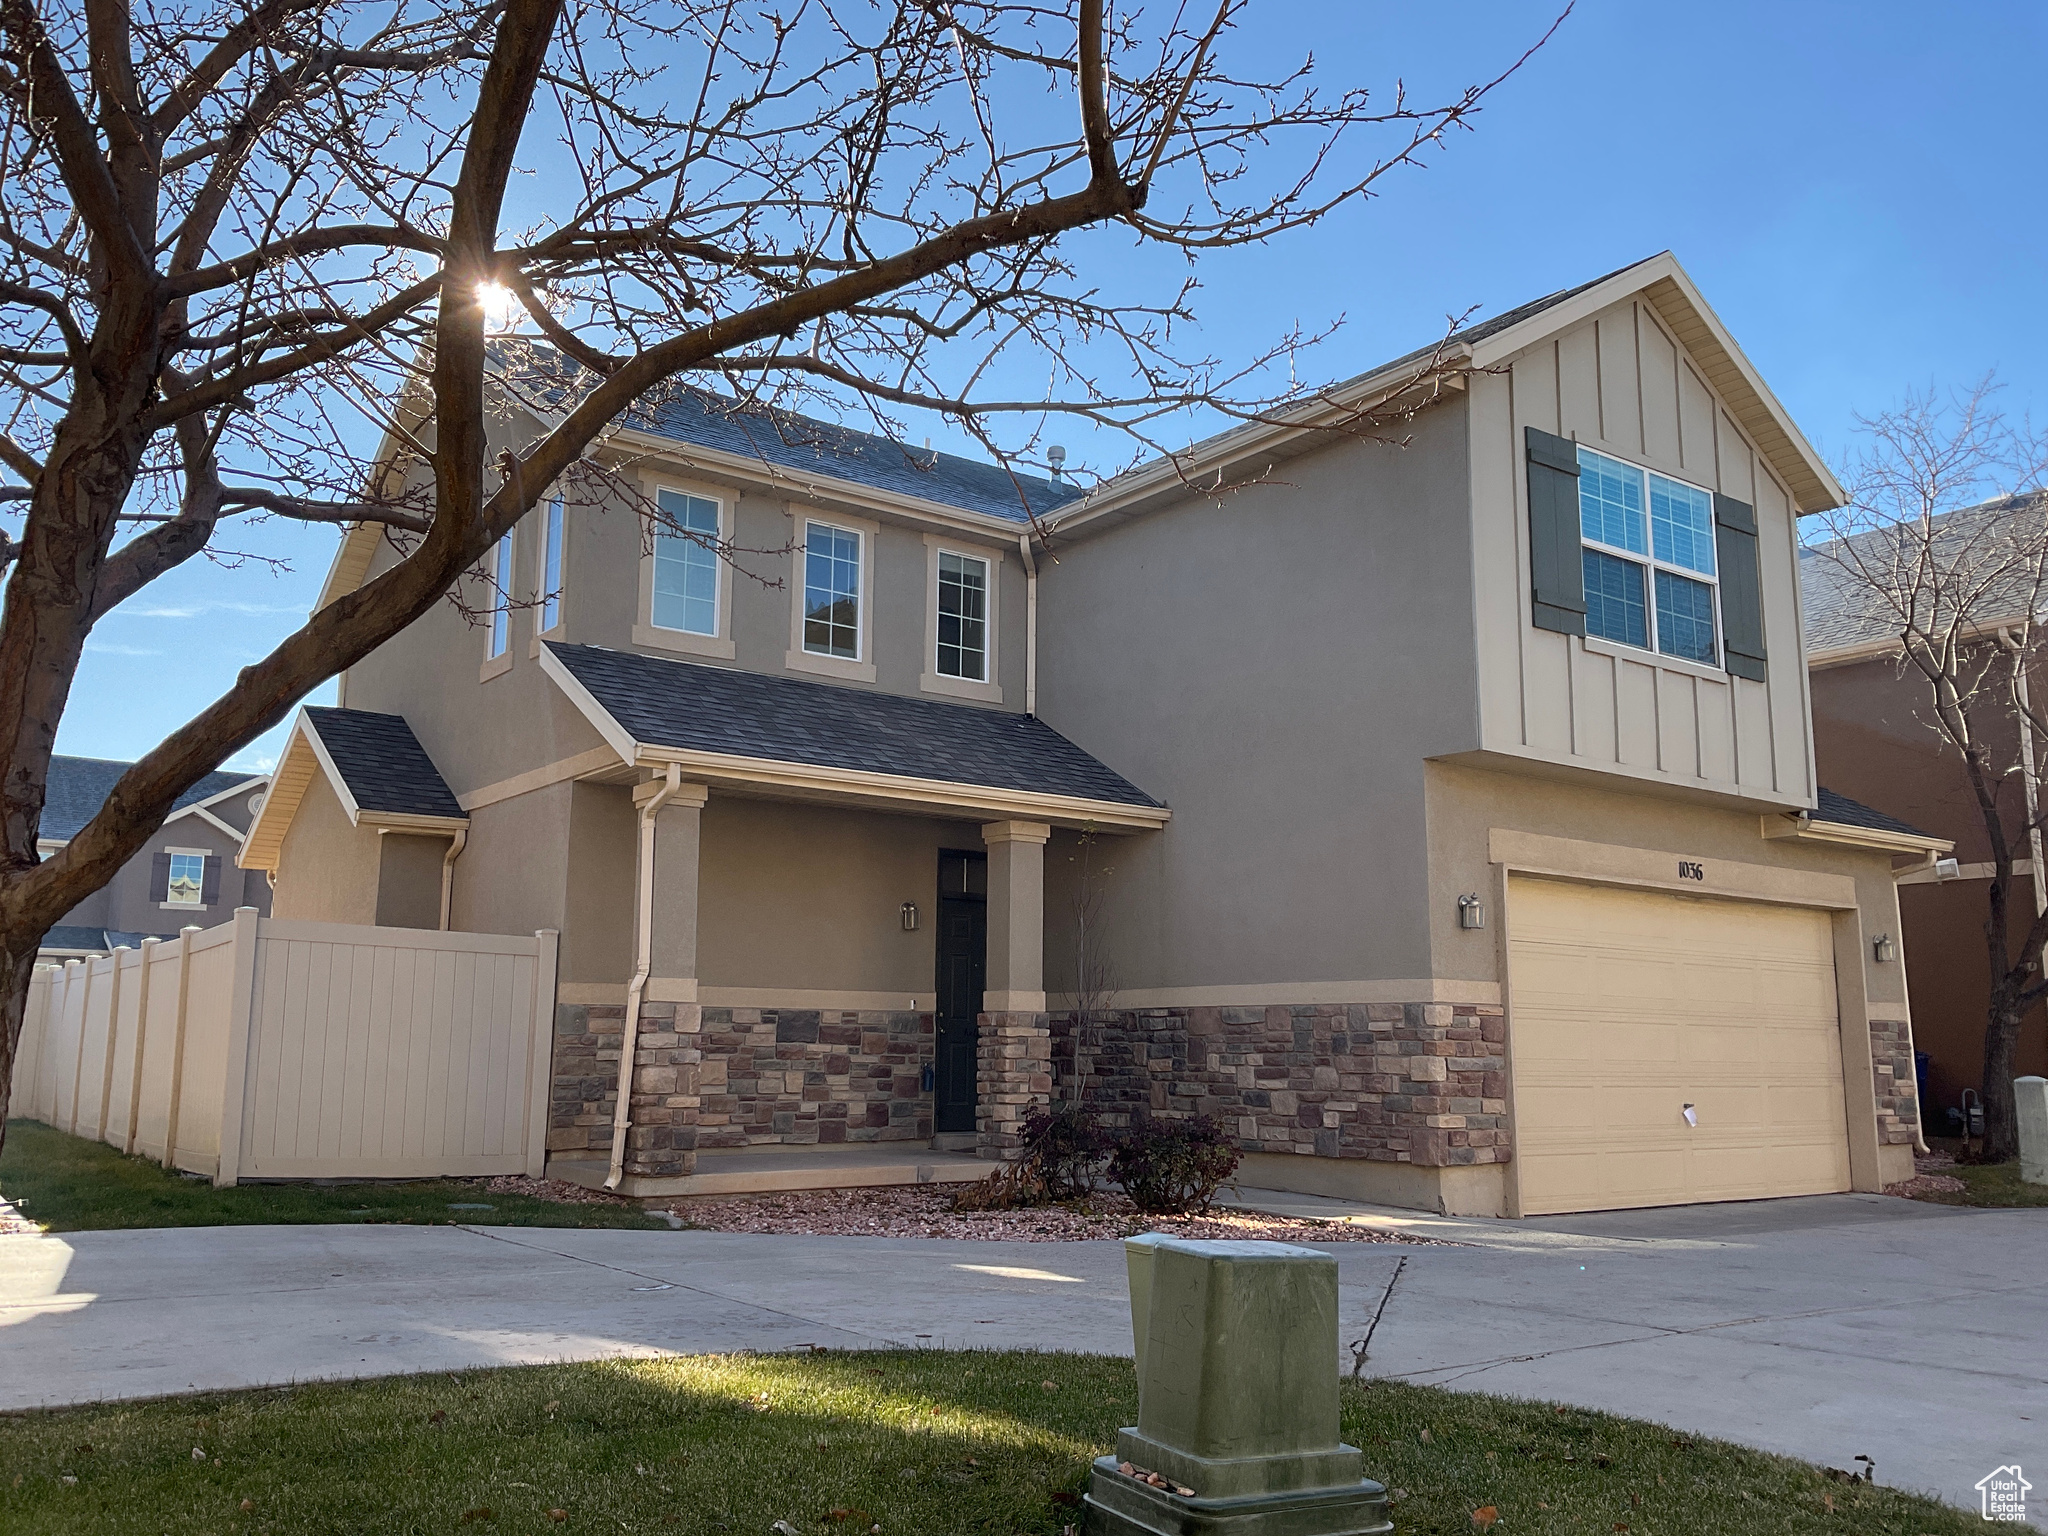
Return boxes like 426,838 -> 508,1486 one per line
1577,449 -> 1723,670
635,477 -> 737,661
921,533 -> 1002,702
530,492 -> 568,653
787,511 -> 877,683
161,844 -> 212,910
481,530 -> 515,680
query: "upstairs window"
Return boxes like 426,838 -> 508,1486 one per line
1577,447 -> 1719,665
803,521 -> 862,659
935,550 -> 988,681
165,852 -> 206,906
652,489 -> 720,636
487,531 -> 514,658
539,496 -> 565,633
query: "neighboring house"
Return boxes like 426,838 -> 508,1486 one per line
243,251 -> 1942,1216
39,756 -> 273,959
1802,496 -> 2048,1130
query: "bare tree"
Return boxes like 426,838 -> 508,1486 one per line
1807,380 -> 2048,1161
0,0 -> 1564,1149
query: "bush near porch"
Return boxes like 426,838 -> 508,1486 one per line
0,1351 -> 1984,1535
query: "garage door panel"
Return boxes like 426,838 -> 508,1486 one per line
1508,877 -> 1850,1216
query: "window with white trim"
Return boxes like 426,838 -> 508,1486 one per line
935,550 -> 988,681
1577,446 -> 1719,665
540,496 -> 565,632
652,488 -> 721,636
165,851 -> 205,906
487,531 -> 513,658
802,521 -> 861,659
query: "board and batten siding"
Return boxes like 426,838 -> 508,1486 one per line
1468,296 -> 1815,808
14,910 -> 559,1184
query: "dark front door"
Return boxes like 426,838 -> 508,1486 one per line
933,850 -> 988,1134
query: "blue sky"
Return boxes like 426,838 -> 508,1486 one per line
56,0 -> 2048,772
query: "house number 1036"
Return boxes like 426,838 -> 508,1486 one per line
1677,861 -> 1705,881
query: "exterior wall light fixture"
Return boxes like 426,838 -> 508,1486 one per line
1457,893 -> 1486,930
1873,932 -> 1895,963
901,901 -> 920,932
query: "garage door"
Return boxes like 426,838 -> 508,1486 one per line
1508,876 -> 1851,1216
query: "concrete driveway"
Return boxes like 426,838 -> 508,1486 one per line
2,1191 -> 2041,1525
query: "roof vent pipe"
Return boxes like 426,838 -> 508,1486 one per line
606,761 -> 680,1189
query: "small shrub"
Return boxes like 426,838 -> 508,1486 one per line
1108,1115 -> 1242,1214
951,1101 -> 1108,1210
1023,1102 -> 1110,1201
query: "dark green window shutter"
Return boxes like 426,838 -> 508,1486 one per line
149,852 -> 172,903
1714,492 -> 1767,681
1526,427 -> 1585,635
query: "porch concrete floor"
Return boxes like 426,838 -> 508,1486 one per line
546,1143 -> 991,1199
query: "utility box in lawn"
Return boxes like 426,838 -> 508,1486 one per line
1085,1234 -> 1392,1536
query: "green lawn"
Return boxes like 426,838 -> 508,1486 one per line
0,1352 -> 1980,1536
0,1119 -> 664,1232
1926,1157 -> 2048,1208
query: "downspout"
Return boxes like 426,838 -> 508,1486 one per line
606,761 -> 679,1189
1018,532 -> 1038,716
439,828 -> 468,930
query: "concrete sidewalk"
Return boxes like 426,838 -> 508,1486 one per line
3,1192 -> 2042,1525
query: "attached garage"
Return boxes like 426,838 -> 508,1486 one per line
1507,875 -> 1852,1216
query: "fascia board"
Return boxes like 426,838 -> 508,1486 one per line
535,643 -> 643,763
361,810 -> 469,834
297,716 -> 364,823
634,741 -> 1170,832
1806,612 -> 2025,669
1761,811 -> 1953,856
1046,361 -> 1474,538
164,802 -> 247,844
178,773 -> 267,815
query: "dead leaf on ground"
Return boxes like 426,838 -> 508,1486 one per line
1824,1493 -> 1835,1513
548,1510 -> 568,1523
1470,1506 -> 1499,1528
544,1401 -> 561,1413
240,1498 -> 255,1512
1419,1428 -> 1433,1444
1614,1524 -> 1630,1533
429,1410 -> 447,1424
1041,1380 -> 1059,1392
461,1509 -> 495,1524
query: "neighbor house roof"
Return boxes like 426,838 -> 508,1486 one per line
539,641 -> 1166,830
241,707 -> 466,871
1813,786 -> 1933,840
41,756 -> 260,844
1800,492 -> 2048,661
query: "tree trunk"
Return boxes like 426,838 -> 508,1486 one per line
0,925 -> 42,1164
1981,989 -> 2024,1162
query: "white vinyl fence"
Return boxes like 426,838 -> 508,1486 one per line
15,909 -> 559,1185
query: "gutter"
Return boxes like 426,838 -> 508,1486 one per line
1018,532 -> 1039,716
438,827 -> 468,930
606,761 -> 680,1189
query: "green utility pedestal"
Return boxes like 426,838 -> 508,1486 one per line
1084,1235 -> 1392,1536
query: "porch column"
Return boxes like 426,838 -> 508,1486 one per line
981,819 -> 1051,1011
622,777 -> 709,1183
978,819 -> 1053,1161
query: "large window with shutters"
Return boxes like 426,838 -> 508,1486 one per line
1524,425 -> 1768,684
1577,447 -> 1719,665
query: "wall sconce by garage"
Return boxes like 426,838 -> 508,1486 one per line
1934,856 -> 1960,881
900,901 -> 920,932
1873,932 -> 1896,963
1457,893 -> 1486,930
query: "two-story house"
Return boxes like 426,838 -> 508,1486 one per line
243,252 -> 1940,1216
40,755 -> 272,959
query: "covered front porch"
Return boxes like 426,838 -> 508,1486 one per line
535,641 -> 1166,1196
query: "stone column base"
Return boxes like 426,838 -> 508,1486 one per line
1084,1456 -> 1390,1536
622,1000 -> 702,1180
976,1010 -> 1051,1161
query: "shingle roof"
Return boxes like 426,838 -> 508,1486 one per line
490,340 -> 1084,525
544,641 -> 1160,809
42,756 -> 259,843
1813,786 -> 1933,840
1800,492 -> 2048,654
303,707 -> 465,819
41,924 -> 112,954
